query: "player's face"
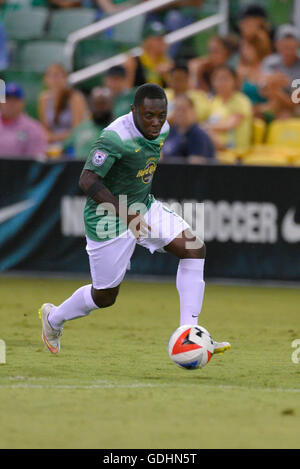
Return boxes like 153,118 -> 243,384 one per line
132,98 -> 167,140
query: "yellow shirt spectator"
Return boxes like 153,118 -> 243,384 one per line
165,63 -> 211,124
208,91 -> 253,149
124,21 -> 172,88
139,51 -> 171,87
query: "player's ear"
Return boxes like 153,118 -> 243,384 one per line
130,104 -> 135,114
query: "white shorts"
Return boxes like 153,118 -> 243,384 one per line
86,200 -> 190,289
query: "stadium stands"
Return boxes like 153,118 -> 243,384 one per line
48,8 -> 96,41
0,0 -> 298,165
113,14 -> 145,45
1,69 -> 42,118
20,41 -> 70,72
3,7 -> 48,40
74,38 -> 120,69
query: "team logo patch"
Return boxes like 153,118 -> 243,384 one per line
92,150 -> 107,166
136,158 -> 157,184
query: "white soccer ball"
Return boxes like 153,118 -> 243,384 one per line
168,325 -> 214,370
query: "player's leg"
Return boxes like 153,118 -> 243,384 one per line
164,229 -> 231,353
139,202 -> 231,354
39,234 -> 136,354
164,228 -> 206,327
91,285 -> 120,308
39,284 -> 121,355
38,284 -> 100,354
139,202 -> 205,326
165,229 -> 231,354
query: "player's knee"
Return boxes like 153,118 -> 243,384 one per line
95,294 -> 117,308
102,296 -> 117,308
92,288 -> 119,308
184,241 -> 206,259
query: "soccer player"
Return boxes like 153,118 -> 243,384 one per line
39,84 -> 231,356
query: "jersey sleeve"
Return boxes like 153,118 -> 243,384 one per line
83,130 -> 123,178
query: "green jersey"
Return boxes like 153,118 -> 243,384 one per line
83,112 -> 169,241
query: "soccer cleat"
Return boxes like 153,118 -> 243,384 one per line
213,341 -> 231,355
38,303 -> 62,354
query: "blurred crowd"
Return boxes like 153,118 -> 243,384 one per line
0,1 -> 300,163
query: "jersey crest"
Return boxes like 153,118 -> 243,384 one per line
92,150 -> 108,166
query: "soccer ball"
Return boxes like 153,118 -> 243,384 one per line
168,325 -> 214,370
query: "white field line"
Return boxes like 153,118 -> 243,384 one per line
0,383 -> 158,389
0,379 -> 299,393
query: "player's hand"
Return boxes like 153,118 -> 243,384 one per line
127,213 -> 151,240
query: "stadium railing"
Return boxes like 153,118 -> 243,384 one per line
67,0 -> 229,86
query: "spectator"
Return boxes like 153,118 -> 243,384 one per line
0,83 -> 47,159
237,3 -> 273,44
165,62 -> 210,123
162,94 -> 215,164
124,21 -> 172,88
144,0 -> 204,60
237,35 -> 271,108
104,65 -> 135,119
253,75 -> 295,121
204,66 -> 252,151
63,87 -> 113,160
189,35 -> 238,93
260,24 -> 300,119
262,24 -> 300,85
38,64 -> 88,144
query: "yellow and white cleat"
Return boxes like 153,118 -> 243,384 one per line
213,341 -> 231,355
38,303 -> 62,354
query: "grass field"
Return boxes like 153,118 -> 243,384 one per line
0,276 -> 300,449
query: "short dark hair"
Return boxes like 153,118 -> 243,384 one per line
106,65 -> 126,78
238,4 -> 267,21
133,83 -> 167,108
171,62 -> 189,75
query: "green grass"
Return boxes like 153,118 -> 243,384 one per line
0,276 -> 300,449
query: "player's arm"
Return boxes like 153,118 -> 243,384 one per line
79,169 -> 124,218
79,169 -> 149,238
